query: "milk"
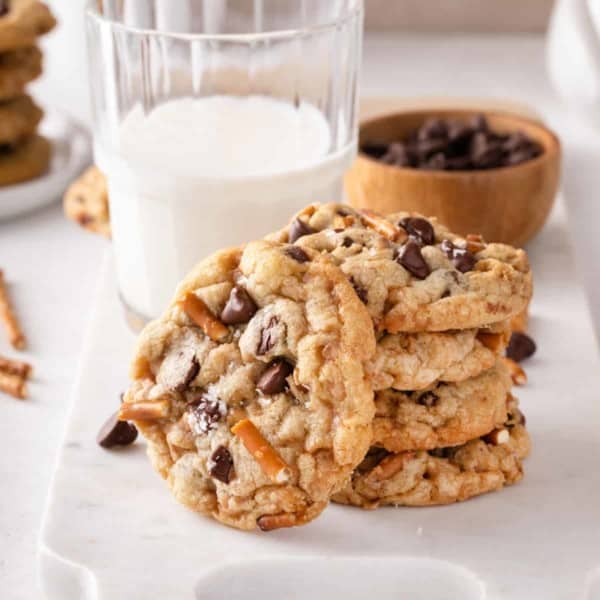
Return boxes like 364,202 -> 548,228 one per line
95,95 -> 354,320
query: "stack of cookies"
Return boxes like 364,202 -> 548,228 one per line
116,203 -> 532,531
0,0 -> 55,187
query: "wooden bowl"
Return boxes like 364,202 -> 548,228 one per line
345,109 -> 561,246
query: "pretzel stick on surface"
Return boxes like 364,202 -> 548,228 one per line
0,270 -> 26,350
232,419 -> 291,483
0,370 -> 27,399
0,355 -> 32,379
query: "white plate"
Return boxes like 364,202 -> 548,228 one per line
0,110 -> 92,221
38,201 -> 600,600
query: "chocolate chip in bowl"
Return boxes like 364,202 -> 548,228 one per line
345,108 -> 561,247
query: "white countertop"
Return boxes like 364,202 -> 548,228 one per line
1,33 -> 599,599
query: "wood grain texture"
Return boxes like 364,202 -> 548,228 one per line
345,109 -> 560,247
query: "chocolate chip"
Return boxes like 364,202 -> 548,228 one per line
418,118 -> 447,141
417,391 -> 439,407
289,218 -> 316,243
257,316 -> 279,355
0,1 -> 9,17
221,286 -> 257,325
188,394 -> 225,434
342,236 -> 354,248
396,240 -> 431,279
175,355 -> 199,392
257,359 -> 294,395
451,247 -> 477,273
97,412 -> 138,448
356,447 -> 391,473
286,246 -> 310,263
399,217 -> 435,246
506,332 -> 537,362
350,277 -> 368,304
440,239 -> 476,273
210,446 -> 234,483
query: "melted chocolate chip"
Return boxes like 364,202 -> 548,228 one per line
257,316 -> 279,355
396,240 -> 431,280
289,218 -> 316,243
417,391 -> 439,407
188,395 -> 225,434
174,355 -> 200,392
210,446 -> 234,483
0,1 -> 9,17
342,236 -> 354,248
350,277 -> 368,304
257,359 -> 294,395
506,332 -> 537,362
286,246 -> 310,263
97,412 -> 138,448
221,286 -> 257,325
440,239 -> 476,273
399,217 -> 435,246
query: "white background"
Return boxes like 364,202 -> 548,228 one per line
0,15 -> 599,600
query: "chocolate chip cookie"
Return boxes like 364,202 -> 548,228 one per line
333,397 -> 529,509
373,359 -> 512,452
0,94 -> 42,145
0,46 -> 42,101
369,324 -> 509,391
270,203 -> 532,333
64,166 -> 111,238
0,0 -> 56,53
0,133 -> 50,186
122,240 -> 376,531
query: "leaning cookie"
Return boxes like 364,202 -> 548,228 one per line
333,399 -> 529,509
369,323 -> 509,391
64,166 -> 111,238
0,134 -> 50,186
373,360 -> 512,452
270,203 -> 532,333
0,95 -> 43,145
0,0 -> 56,53
0,46 -> 42,101
122,240 -> 376,531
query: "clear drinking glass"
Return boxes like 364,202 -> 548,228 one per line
85,0 -> 363,327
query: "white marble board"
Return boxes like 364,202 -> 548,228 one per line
38,200 -> 600,600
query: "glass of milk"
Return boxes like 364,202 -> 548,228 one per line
85,0 -> 363,326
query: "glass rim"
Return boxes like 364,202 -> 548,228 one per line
85,0 -> 363,42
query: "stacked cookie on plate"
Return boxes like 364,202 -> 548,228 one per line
271,204 -> 532,510
0,0 -> 55,186
118,203 -> 532,530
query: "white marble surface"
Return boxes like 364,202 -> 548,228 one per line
1,33 -> 599,599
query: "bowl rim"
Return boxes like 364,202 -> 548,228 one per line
357,108 -> 561,177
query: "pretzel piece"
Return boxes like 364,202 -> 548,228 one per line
359,209 -> 407,243
476,331 -> 507,353
119,400 -> 169,421
180,293 -> 229,342
0,371 -> 26,399
366,451 -> 415,482
502,357 -> 527,386
257,512 -> 307,531
231,419 -> 291,483
466,233 -> 486,254
0,355 -> 32,378
0,270 -> 26,350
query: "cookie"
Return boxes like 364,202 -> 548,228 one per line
270,203 -> 532,332
0,94 -> 42,145
122,240 -> 376,531
0,1 -> 56,53
373,360 -> 512,452
64,166 -> 111,238
0,45 -> 42,101
333,398 -> 529,509
369,324 -> 509,392
0,134 -> 50,186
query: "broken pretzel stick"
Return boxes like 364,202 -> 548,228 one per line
502,357 -> 527,386
257,512 -> 308,532
0,370 -> 27,399
119,399 -> 169,421
359,209 -> 407,243
0,270 -> 26,350
179,293 -> 229,342
0,355 -> 32,379
476,331 -> 508,353
366,451 -> 415,483
465,233 -> 486,255
231,419 -> 291,483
